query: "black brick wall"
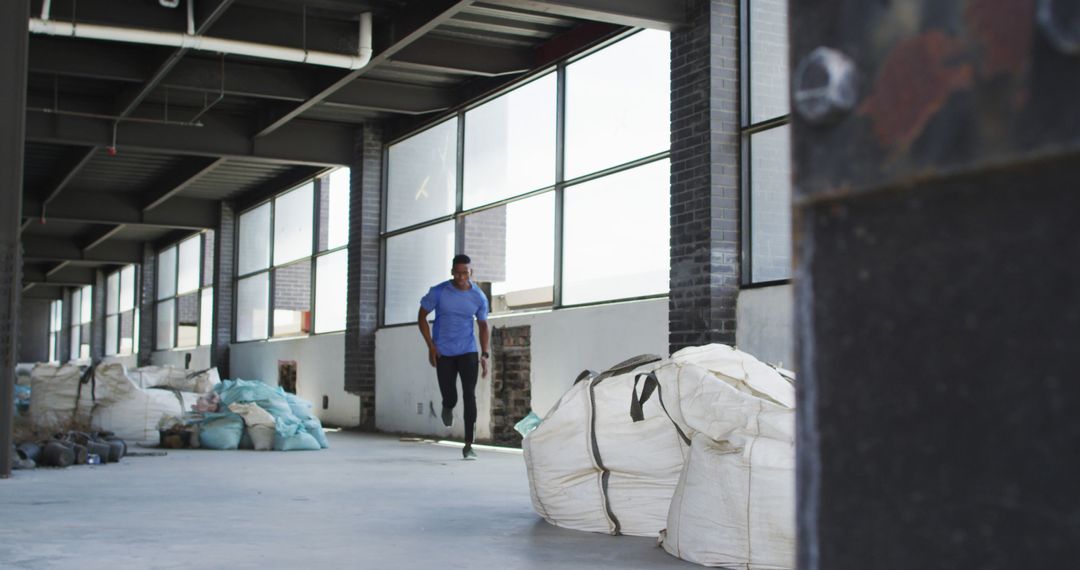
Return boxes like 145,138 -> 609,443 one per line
490,325 -> 531,447
668,0 -> 741,353
90,269 -> 105,361
345,124 -> 381,428
137,244 -> 155,366
212,202 -> 235,376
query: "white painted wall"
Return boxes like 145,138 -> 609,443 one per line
736,284 -> 795,369
375,298 -> 669,441
229,333 -> 360,427
150,346 -> 210,370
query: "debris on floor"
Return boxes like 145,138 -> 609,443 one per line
522,343 -> 795,569
11,430 -> 128,470
20,362 -> 328,457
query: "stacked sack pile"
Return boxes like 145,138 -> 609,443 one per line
523,344 -> 795,569
195,379 -> 329,452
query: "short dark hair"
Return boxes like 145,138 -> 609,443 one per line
452,254 -> 471,266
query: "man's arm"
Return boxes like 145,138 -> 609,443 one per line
418,307 -> 439,367
478,320 -> 490,378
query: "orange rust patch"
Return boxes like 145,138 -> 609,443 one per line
858,31 -> 974,150
967,0 -> 1034,76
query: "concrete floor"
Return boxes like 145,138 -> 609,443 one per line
0,431 -> 697,569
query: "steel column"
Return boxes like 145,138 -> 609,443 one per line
1,0 -> 30,479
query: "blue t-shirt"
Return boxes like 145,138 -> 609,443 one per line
420,280 -> 489,357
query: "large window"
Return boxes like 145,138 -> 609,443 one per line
48,300 -> 62,363
70,285 -> 91,360
381,30 -> 670,325
156,232 -> 214,350
742,0 -> 792,284
235,168 -> 350,342
105,265 -> 139,356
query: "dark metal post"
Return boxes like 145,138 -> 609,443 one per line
1,0 -> 30,478
793,2 -> 1080,567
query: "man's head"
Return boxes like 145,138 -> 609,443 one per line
451,254 -> 472,289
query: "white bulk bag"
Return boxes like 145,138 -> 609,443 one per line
524,356 -> 689,537
29,363 -> 94,434
657,345 -> 796,569
91,362 -> 207,443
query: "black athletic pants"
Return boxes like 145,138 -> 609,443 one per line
436,352 -> 479,445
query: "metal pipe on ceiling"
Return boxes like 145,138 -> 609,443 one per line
28,11 -> 373,70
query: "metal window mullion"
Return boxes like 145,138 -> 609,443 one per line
741,131 -> 753,286
173,242 -> 180,349
309,176 -> 321,336
455,111 -> 465,255
553,62 -> 567,309
740,0 -> 752,130
378,147 -> 389,328
267,199 -> 276,340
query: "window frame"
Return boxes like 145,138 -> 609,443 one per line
104,264 -> 139,357
378,29 -> 672,327
740,0 -> 793,287
155,232 -> 213,351
233,168 -> 350,343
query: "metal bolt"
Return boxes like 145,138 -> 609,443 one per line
793,47 -> 858,126
1038,0 -> 1080,56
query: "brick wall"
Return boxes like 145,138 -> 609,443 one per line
273,261 -> 311,312
490,325 -> 531,447
137,243 -> 155,366
90,269 -> 105,361
345,124 -> 381,428
212,202 -> 235,376
668,0 -> 741,353
463,204 -> 508,283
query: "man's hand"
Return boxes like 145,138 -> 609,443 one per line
428,345 -> 440,368
480,354 -> 489,378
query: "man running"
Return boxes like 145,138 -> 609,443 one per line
418,254 -> 490,460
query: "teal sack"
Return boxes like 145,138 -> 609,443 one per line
275,430 -> 321,451
199,413 -> 244,450
514,411 -> 542,438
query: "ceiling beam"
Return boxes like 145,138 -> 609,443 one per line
143,156 -> 227,210
22,285 -> 63,300
111,0 -> 236,118
30,41 -> 456,115
31,145 -> 98,215
22,237 -> 143,265
253,0 -> 476,138
480,0 -> 690,31
26,111 -> 353,166
24,192 -> 217,229
389,36 -> 533,77
24,265 -> 96,287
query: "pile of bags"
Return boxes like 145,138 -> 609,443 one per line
27,363 -> 328,453
523,344 -> 795,569
196,379 -> 329,452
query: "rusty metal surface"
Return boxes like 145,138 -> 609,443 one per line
791,0 -> 1080,201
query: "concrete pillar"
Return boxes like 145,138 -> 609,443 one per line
0,0 -> 29,478
212,203 -> 235,377
792,2 -> 1080,567
59,288 -> 72,363
344,124 -> 382,429
668,0 -> 741,354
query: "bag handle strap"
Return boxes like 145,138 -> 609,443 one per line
630,372 -> 690,446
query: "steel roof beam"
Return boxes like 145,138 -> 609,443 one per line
481,0 -> 689,31
253,0 -> 476,137
26,111 -> 353,166
24,192 -> 217,229
143,156 -> 227,211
